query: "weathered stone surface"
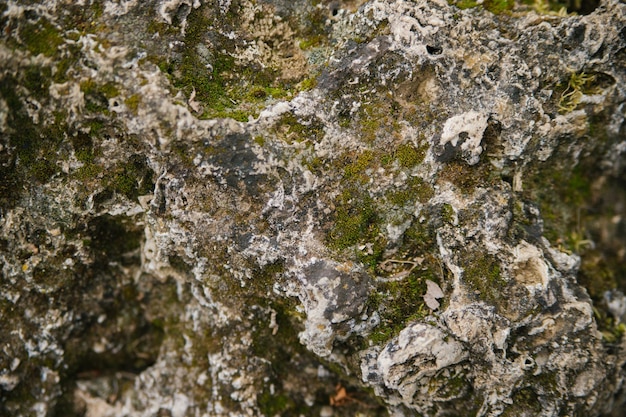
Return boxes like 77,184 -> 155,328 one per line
1,0 -> 626,416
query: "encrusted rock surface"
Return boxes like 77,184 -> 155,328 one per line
1,0 -> 626,416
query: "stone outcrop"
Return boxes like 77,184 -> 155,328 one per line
1,0 -> 625,416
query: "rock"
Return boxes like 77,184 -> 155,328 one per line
1,0 -> 626,416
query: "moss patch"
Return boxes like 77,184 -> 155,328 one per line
124,94 -> 141,114
275,112 -> 325,144
80,79 -> 119,113
368,275 -> 430,344
525,162 -> 592,249
104,155 -> 155,201
367,219 -> 441,344
19,18 -> 64,57
461,252 -> 505,303
395,142 -> 426,169
386,176 -> 435,209
557,71 -> 598,114
328,187 -> 381,251
0,75 -> 65,188
448,0 -> 513,13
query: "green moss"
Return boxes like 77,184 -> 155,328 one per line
245,86 -> 289,102
527,163 -> 592,250
368,271 -> 434,344
343,150 -> 376,183
558,72 -> 597,113
462,252 -> 505,303
53,44 -> 82,83
299,76 -> 318,91
276,113 -> 324,144
402,220 -> 437,254
80,79 -> 120,113
366,218 -> 442,344
0,75 -> 64,186
250,261 -> 285,294
75,163 -> 102,181
124,94 -> 141,114
298,36 -> 324,50
253,136 -> 265,147
29,159 -> 59,183
483,0 -> 515,14
535,371 -> 558,392
441,203 -> 455,224
161,5 -> 234,112
80,79 -> 119,98
395,142 -> 426,169
20,18 -> 64,57
257,390 -> 292,416
300,7 -> 330,49
211,109 -> 251,122
104,155 -> 155,200
437,160 -> 498,195
449,0 -> 513,13
501,387 -> 542,416
328,188 -> 380,251
23,65 -> 52,99
84,119 -> 105,135
529,0 -> 570,15
386,177 -> 434,207
100,82 -> 120,99
448,0 -> 479,9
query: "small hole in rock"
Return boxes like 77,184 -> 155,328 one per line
568,0 -> 600,15
426,45 -> 443,55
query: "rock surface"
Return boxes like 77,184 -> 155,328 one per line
1,0 -> 626,416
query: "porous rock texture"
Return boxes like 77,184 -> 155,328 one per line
1,0 -> 626,416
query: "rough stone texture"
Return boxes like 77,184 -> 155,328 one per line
1,0 -> 626,416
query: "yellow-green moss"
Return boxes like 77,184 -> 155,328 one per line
299,76 -> 318,92
124,94 -> 141,114
501,387 -> 542,416
462,252 -> 504,303
441,203 -> 455,224
483,0 -> 515,14
448,0 -> 514,13
368,271 -> 434,344
343,150 -> 376,183
527,164 -> 591,250
23,65 -> 52,99
395,142 -> 426,169
558,72 -> 597,114
0,75 -> 64,185
20,18 -> 64,57
386,177 -> 434,207
298,36 -> 324,50
80,79 -> 120,113
276,113 -> 324,144
253,136 -> 266,147
328,189 -> 380,251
